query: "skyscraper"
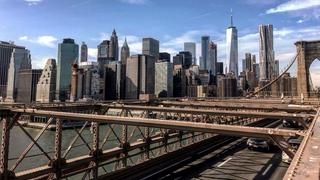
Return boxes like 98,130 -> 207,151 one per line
80,42 -> 88,62
109,29 -> 119,60
121,38 -> 130,64
259,24 -> 274,80
104,61 -> 122,100
120,38 -> 130,99
142,38 -> 159,60
6,48 -> 32,102
56,38 -> 79,101
184,42 -> 196,64
159,52 -> 171,62
226,11 -> 238,77
126,54 -> 155,99
274,59 -> 279,76
207,41 -> 217,76
0,41 -> 25,98
155,61 -> 173,97
201,36 -> 209,70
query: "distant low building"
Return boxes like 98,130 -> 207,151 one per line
17,69 -> 42,103
217,74 -> 237,97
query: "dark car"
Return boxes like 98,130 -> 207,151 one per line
247,138 -> 273,151
283,120 -> 302,128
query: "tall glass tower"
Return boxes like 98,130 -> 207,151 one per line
56,38 -> 79,101
201,36 -> 210,70
226,10 -> 238,77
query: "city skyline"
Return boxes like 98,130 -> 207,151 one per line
0,0 -> 320,85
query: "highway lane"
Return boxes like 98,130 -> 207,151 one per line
156,138 -> 288,180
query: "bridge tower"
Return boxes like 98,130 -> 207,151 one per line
295,40 -> 320,97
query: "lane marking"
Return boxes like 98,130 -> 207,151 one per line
217,157 -> 232,167
262,164 -> 273,176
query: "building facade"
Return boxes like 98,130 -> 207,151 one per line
80,42 -> 88,62
159,52 -> 171,62
226,14 -> 238,77
142,38 -> 159,60
6,48 -> 32,102
207,41 -> 217,76
259,24 -> 275,81
200,36 -> 210,70
0,41 -> 25,98
126,54 -> 155,99
109,29 -> 119,61
184,42 -> 196,64
104,61 -> 122,100
155,61 -> 173,97
36,59 -> 57,102
173,65 -> 186,97
16,69 -> 42,103
56,38 -> 79,101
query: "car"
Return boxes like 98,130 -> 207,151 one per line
283,120 -> 302,128
247,138 -> 273,151
282,137 -> 302,164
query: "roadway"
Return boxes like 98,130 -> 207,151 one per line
153,138 -> 288,180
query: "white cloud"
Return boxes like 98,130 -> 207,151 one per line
119,0 -> 149,5
88,48 -> 97,60
32,56 -> 52,69
19,35 -> 57,48
24,0 -> 43,5
297,19 -> 304,24
266,0 -> 320,14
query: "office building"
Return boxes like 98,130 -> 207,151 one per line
201,36 -> 210,70
184,42 -> 196,64
80,42 -> 88,62
6,48 -> 32,102
120,38 -> 130,99
109,29 -> 119,61
226,12 -> 238,77
216,62 -> 224,75
173,54 -> 183,66
78,62 -> 100,99
0,41 -> 25,98
56,38 -> 79,101
36,59 -> 57,102
126,54 -> 155,99
142,38 -> 159,60
274,60 -> 279,76
155,61 -> 173,97
217,74 -> 237,97
199,70 -> 210,85
207,41 -> 217,76
259,24 -> 275,80
104,61 -> 122,100
173,64 -> 186,97
121,38 -> 130,64
16,69 -> 42,103
159,52 -> 171,62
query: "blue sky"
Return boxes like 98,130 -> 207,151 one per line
0,0 -> 320,85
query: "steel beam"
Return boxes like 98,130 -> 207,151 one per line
11,108 -> 303,138
102,104 -> 313,121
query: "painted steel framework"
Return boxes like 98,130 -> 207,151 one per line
0,99 -> 318,179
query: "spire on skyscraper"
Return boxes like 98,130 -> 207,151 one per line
230,8 -> 233,27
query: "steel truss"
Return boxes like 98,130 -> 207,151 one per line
0,101 -> 317,180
